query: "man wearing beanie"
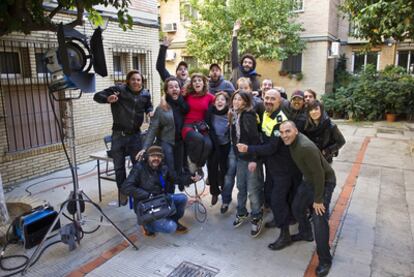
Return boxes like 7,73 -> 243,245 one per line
156,37 -> 190,89
121,145 -> 196,236
208,63 -> 235,96
230,20 -> 261,92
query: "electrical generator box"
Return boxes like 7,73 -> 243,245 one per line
13,206 -> 60,249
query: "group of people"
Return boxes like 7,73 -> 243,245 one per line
93,20 -> 345,277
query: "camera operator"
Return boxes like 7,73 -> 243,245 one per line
121,146 -> 199,236
93,70 -> 153,205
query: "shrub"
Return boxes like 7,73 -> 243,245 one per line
330,64 -> 414,121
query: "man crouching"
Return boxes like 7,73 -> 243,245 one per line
121,145 -> 197,236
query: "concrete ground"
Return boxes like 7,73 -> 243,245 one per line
1,121 -> 414,277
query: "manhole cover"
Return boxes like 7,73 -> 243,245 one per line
168,261 -> 219,277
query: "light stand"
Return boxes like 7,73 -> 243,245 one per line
22,92 -> 138,275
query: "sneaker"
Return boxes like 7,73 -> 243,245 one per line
250,218 -> 263,238
119,192 -> 128,206
220,203 -> 229,214
175,222 -> 189,234
233,213 -> 249,228
141,226 -> 156,237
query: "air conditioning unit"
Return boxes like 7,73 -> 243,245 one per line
328,41 -> 340,58
163,23 -> 177,33
166,50 -> 176,61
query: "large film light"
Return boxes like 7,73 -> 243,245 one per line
45,23 -> 108,93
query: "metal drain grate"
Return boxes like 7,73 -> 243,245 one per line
168,261 -> 219,277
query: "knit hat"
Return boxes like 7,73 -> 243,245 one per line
147,145 -> 164,157
176,61 -> 188,73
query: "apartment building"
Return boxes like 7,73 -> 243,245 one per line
158,0 -> 413,96
0,0 -> 161,186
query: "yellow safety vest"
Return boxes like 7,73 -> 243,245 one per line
261,110 -> 288,137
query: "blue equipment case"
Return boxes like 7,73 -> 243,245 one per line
14,206 -> 60,249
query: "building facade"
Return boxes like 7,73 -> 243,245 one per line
0,0 -> 161,186
158,0 -> 413,97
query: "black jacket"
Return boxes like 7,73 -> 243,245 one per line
156,45 -> 188,88
249,108 -> 298,173
230,110 -> 260,162
304,115 -> 346,163
93,84 -> 153,132
121,161 -> 193,211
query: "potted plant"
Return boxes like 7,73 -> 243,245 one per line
278,70 -> 288,77
383,84 -> 406,122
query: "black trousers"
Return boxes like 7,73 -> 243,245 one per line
268,170 -> 302,228
207,143 -> 230,196
184,130 -> 212,168
292,180 -> 336,265
111,131 -> 142,188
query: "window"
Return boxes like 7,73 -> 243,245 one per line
35,53 -> 48,74
113,55 -> 122,74
180,2 -> 198,22
0,40 -> 62,152
0,51 -> 21,75
352,52 -> 379,73
396,50 -> 414,74
282,53 -> 302,74
293,0 -> 304,12
133,54 -> 147,75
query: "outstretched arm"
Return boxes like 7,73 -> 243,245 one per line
156,36 -> 173,81
231,19 -> 241,70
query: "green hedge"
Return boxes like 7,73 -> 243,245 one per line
323,65 -> 414,121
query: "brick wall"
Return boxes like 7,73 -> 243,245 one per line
0,9 -> 160,186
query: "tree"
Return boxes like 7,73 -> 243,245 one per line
342,0 -> 414,45
0,0 -> 133,37
185,0 -> 305,64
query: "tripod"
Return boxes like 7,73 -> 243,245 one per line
22,96 -> 138,274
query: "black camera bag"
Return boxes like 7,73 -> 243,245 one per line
136,194 -> 176,225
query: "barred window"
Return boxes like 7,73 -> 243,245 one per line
282,53 -> 302,74
0,52 -> 21,75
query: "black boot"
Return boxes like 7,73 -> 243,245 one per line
268,226 -> 292,251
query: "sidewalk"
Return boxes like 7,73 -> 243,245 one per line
1,121 -> 414,277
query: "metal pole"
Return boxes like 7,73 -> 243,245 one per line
65,98 -> 82,224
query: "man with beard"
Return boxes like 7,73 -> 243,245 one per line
94,70 -> 153,205
279,121 -> 336,277
121,145 -> 196,236
156,37 -> 190,89
230,20 -> 261,92
237,89 -> 302,250
208,63 -> 235,96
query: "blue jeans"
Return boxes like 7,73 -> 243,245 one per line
236,159 -> 264,219
144,193 -> 188,233
221,147 -> 237,204
111,132 -> 142,188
